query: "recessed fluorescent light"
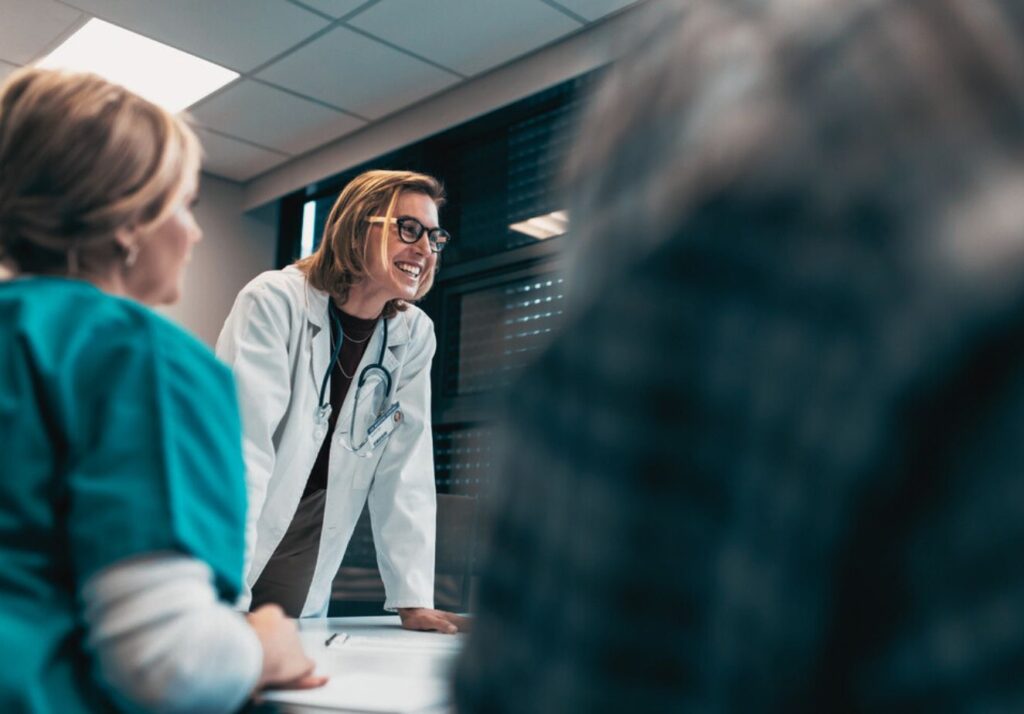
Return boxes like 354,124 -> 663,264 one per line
509,210 -> 569,240
38,19 -> 238,112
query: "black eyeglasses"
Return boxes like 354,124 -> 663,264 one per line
367,216 -> 451,254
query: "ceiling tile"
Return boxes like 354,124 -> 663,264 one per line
194,127 -> 290,182
0,60 -> 20,83
348,0 -> 581,76
256,26 -> 459,119
191,80 -> 365,155
61,0 -> 330,72
293,0 -> 366,19
0,0 -> 81,65
550,0 -> 641,22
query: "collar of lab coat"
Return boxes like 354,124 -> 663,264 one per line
298,268 -> 410,401
297,267 -> 412,346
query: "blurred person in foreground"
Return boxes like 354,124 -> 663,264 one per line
455,0 -> 1024,710
0,67 -> 324,713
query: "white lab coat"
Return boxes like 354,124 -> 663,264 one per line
216,265 -> 436,617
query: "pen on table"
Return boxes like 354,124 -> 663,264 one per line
324,632 -> 349,647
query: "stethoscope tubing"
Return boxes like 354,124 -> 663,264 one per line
317,303 -> 392,414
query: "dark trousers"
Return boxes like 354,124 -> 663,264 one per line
250,489 -> 326,617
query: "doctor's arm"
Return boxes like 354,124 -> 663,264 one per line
367,324 -> 467,633
215,284 -> 294,601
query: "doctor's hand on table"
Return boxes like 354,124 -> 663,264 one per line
248,605 -> 329,692
398,607 -> 471,634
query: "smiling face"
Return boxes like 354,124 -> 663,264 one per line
122,171 -> 202,306
350,190 -> 439,315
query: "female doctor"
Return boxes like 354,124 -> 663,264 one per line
217,169 -> 465,632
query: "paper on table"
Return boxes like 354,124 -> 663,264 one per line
327,631 -> 462,653
261,672 -> 449,713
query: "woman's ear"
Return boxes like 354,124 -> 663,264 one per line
113,225 -> 141,267
113,225 -> 139,252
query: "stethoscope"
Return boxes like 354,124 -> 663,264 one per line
316,302 -> 394,453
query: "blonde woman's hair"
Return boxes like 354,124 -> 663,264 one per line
0,67 -> 201,276
297,169 -> 446,320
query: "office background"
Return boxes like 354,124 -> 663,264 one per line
1,0 -> 649,613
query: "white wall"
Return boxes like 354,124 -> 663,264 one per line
159,172 -> 278,347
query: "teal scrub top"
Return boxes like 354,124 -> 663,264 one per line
0,277 -> 248,713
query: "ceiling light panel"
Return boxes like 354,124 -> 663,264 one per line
38,18 -> 238,112
347,0 -> 581,77
60,0 -> 329,72
509,211 -> 569,240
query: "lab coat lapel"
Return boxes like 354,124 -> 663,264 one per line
382,312 -> 409,390
305,281 -> 331,401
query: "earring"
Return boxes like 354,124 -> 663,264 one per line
124,242 -> 139,268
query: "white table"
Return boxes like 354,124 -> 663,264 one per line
264,616 -> 463,713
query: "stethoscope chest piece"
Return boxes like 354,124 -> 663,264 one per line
316,302 -> 399,455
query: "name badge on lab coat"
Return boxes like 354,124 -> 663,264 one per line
364,402 -> 402,454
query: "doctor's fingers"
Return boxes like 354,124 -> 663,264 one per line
401,610 -> 459,634
441,611 -> 472,633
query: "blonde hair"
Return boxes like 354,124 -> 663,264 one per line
297,169 -> 446,320
0,67 -> 201,276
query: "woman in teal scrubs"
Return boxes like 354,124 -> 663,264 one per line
0,68 -> 323,713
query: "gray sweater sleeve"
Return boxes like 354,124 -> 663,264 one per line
81,554 -> 263,714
